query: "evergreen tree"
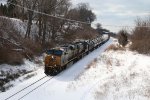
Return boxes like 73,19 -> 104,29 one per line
2,5 -> 7,16
0,3 -> 3,15
118,30 -> 128,47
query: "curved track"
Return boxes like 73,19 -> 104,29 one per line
0,36 -> 111,100
4,75 -> 48,100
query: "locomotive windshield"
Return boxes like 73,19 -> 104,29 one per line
46,50 -> 53,54
54,50 -> 63,55
46,49 -> 63,56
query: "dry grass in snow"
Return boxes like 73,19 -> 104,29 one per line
68,39 -> 150,100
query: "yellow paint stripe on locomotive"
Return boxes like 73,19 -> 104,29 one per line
45,55 -> 51,65
55,55 -> 61,66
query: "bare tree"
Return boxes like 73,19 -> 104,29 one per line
96,23 -> 102,29
24,0 -> 38,38
36,0 -> 71,44
77,3 -> 96,23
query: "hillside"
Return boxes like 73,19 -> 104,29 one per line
0,16 -> 38,36
0,16 -> 41,65
0,16 -> 100,65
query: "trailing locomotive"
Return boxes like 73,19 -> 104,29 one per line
44,34 -> 110,76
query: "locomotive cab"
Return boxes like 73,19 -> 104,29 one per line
45,49 -> 63,75
45,49 -> 63,67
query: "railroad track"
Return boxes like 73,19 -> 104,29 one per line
3,37 -> 110,100
4,75 -> 51,100
4,68 -> 67,100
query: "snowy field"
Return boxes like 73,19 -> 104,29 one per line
0,38 -> 150,100
72,48 -> 150,100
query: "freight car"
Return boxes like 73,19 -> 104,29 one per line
44,34 -> 110,76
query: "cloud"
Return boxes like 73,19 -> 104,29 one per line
0,0 -> 7,4
72,0 -> 150,32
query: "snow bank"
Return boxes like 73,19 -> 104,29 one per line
70,48 -> 150,100
2,60 -> 36,72
0,59 -> 38,73
0,59 -> 40,92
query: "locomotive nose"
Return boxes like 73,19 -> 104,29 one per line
51,56 -> 54,59
51,56 -> 56,61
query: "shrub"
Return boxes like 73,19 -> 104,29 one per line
22,38 -> 42,56
105,44 -> 124,51
62,26 -> 99,44
0,47 -> 24,65
86,58 -> 98,69
118,29 -> 128,47
75,27 -> 99,40
130,17 -> 150,54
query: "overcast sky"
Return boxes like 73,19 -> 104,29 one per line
72,0 -> 150,32
0,0 -> 6,4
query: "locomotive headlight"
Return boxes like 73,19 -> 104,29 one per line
51,56 -> 56,61
52,56 -> 54,59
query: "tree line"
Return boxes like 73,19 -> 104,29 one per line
0,0 -> 96,45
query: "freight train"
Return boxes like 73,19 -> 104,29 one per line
44,34 -> 110,76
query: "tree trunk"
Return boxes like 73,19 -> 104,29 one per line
22,0 -> 25,22
38,15 -> 42,39
51,26 -> 56,41
25,10 -> 33,38
42,17 -> 47,44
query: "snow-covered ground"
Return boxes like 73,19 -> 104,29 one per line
0,16 -> 38,38
72,49 -> 150,100
0,38 -> 150,100
0,59 -> 43,92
